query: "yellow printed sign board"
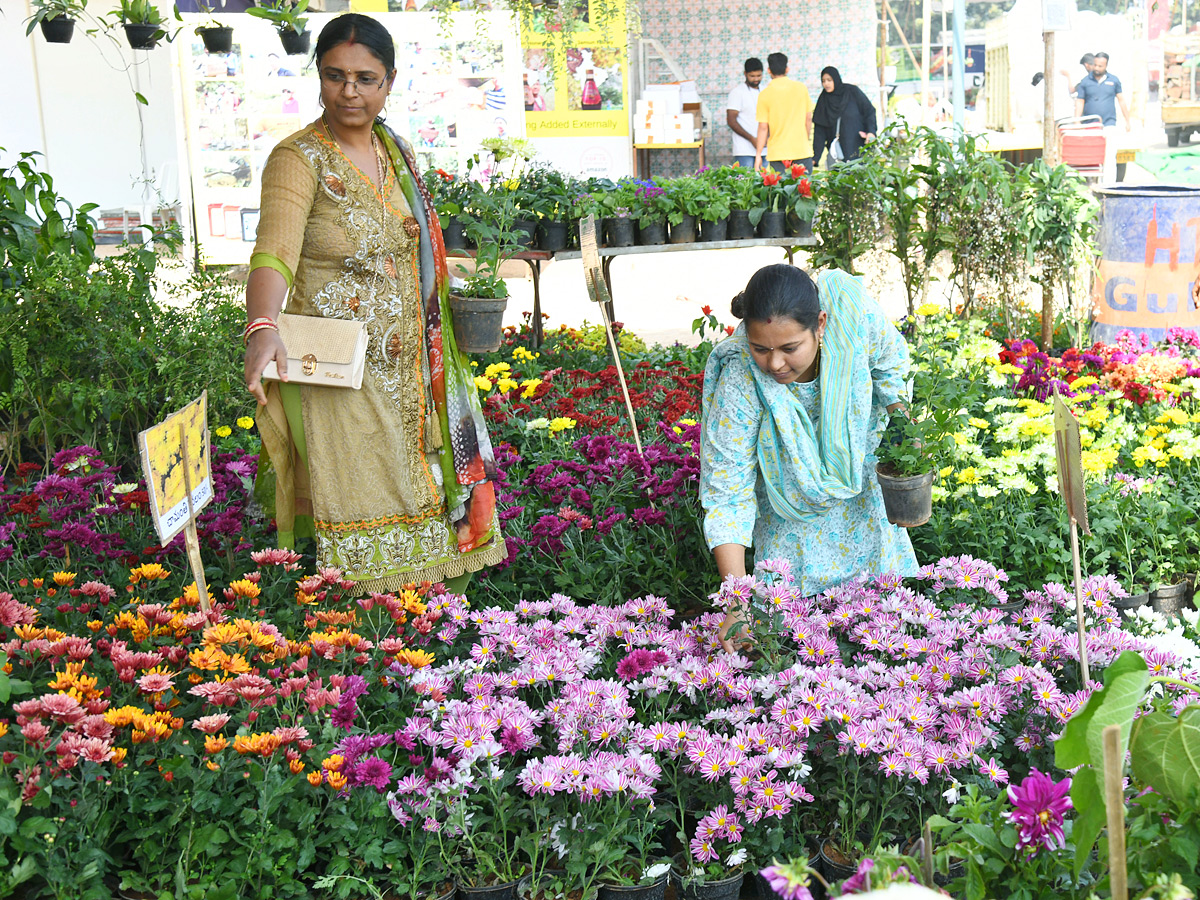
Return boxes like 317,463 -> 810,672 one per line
138,393 -> 213,546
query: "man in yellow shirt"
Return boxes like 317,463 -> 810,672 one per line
754,52 -> 814,173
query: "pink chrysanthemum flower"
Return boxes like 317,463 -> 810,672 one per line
759,864 -> 814,900
1006,768 -> 1072,853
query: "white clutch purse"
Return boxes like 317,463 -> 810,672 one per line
261,313 -> 368,390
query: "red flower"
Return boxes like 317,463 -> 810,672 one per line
724,325 -> 735,336
761,170 -> 780,186
790,164 -> 807,178
798,178 -> 812,198
435,168 -> 453,181
701,305 -> 713,316
782,159 -> 793,167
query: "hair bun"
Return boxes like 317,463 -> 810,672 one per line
730,292 -> 746,319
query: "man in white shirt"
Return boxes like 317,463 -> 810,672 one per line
727,58 -> 767,168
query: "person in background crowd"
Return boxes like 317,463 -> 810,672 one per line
1060,52 -> 1094,103
811,66 -> 876,167
727,57 -> 767,169
754,52 -> 813,174
1075,50 -> 1131,181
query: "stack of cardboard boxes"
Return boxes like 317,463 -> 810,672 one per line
633,82 -> 703,145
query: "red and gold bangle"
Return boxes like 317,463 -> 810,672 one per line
243,317 -> 279,346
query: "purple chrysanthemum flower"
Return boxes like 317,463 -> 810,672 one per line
759,864 -> 814,900
1006,768 -> 1072,853
839,858 -> 875,894
353,755 -> 393,792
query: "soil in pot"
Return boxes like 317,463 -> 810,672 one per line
637,219 -> 667,245
758,210 -> 787,238
699,217 -> 728,242
669,215 -> 697,244
198,25 -> 233,53
606,218 -> 635,247
818,840 -> 859,886
278,28 -> 310,55
449,294 -> 508,353
597,872 -> 668,900
537,220 -> 569,252
1152,578 -> 1188,617
124,23 -> 160,49
40,16 -> 75,42
442,220 -> 468,250
728,210 -> 755,240
458,878 -> 520,900
513,218 -> 537,248
875,465 -> 934,528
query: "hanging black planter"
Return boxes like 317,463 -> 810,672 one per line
278,28 -> 310,55
39,16 -> 76,43
198,25 -> 233,53
124,23 -> 161,49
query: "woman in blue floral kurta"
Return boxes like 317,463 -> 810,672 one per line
700,265 -> 918,642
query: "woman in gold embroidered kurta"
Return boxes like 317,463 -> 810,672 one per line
244,14 -> 503,593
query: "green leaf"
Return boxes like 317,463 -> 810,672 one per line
135,92 -> 149,106
1071,767 -> 1107,877
1056,650 -> 1148,769
1130,704 -> 1200,809
961,822 -> 1007,858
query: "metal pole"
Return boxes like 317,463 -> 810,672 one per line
921,0 -> 932,112
952,0 -> 967,131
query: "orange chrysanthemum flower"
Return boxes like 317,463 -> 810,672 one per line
205,735 -> 228,754
322,754 -> 345,772
52,571 -> 77,586
394,649 -> 436,669
326,771 -> 348,790
233,732 -> 281,757
226,579 -> 261,601
129,563 -> 170,584
307,770 -> 324,786
289,759 -> 305,775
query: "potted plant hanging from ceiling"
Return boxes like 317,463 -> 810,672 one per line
451,137 -> 537,353
874,306 -> 986,528
25,0 -> 87,43
193,1 -> 232,53
247,0 -> 310,56
109,0 -> 176,49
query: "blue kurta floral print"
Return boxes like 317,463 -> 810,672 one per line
700,270 -> 919,595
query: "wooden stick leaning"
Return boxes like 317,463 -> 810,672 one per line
579,215 -> 644,456
179,424 -> 212,614
1102,724 -> 1128,900
1053,390 -> 1090,684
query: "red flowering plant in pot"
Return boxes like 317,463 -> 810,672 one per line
748,169 -> 788,235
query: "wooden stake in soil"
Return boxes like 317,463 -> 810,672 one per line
179,424 -> 211,615
1053,390 -> 1090,684
1102,724 -> 1128,900
579,214 -> 644,456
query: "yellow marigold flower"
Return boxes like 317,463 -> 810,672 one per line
394,648 -> 437,669
549,417 -> 576,433
952,432 -> 968,447
129,563 -> 170,583
473,376 -> 493,392
307,770 -> 324,786
323,754 -> 345,772
968,418 -> 990,430
205,735 -> 228,754
52,571 -> 76,587
236,416 -> 255,430
48,661 -> 87,692
226,579 -> 261,601
483,362 -> 511,379
915,303 -> 942,317
214,425 -> 233,438
105,706 -> 139,727
496,377 -> 519,393
289,759 -> 305,775
399,590 -> 427,615
956,467 -> 980,484
326,771 -> 348,790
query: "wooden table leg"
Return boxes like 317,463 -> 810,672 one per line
528,258 -> 544,347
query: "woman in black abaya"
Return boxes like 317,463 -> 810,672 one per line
812,66 -> 877,167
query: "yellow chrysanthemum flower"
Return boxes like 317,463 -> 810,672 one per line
483,362 -> 511,379
915,303 -> 942,317
968,418 -> 990,430
236,416 -> 255,430
473,376 -> 493,392
496,377 -> 519,393
214,426 -> 232,438
956,467 -> 980,484
549,417 -> 577,433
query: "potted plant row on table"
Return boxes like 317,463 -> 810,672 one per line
423,163 -> 818,255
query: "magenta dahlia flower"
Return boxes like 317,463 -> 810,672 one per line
1006,768 -> 1072,853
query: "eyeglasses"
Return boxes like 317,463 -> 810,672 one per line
320,70 -> 387,92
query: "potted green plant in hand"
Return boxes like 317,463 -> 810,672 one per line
246,0 -> 310,55
193,1 -> 232,53
109,0 -> 177,49
453,137 -> 537,353
25,0 -> 86,43
875,315 -> 986,527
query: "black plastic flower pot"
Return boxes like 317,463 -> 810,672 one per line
278,28 -> 310,55
1114,590 -> 1151,619
637,218 -> 666,245
449,294 -> 509,353
124,23 -> 160,50
669,214 -> 697,244
668,858 -> 741,900
875,465 -> 934,528
1152,579 -> 1188,617
758,210 -> 787,238
699,216 -> 728,242
198,25 -> 234,53
598,872 -> 668,900
606,217 -> 635,247
442,220 -> 468,250
40,16 -> 76,43
787,212 -> 813,238
818,840 -> 858,887
537,219 -> 568,252
458,877 -> 520,900
728,209 -> 755,240
512,218 -> 537,249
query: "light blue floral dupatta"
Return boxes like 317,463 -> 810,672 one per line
702,269 -> 878,522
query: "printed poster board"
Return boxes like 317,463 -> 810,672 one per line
177,10 -> 525,264
138,393 -> 213,546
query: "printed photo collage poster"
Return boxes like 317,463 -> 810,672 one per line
177,10 -> 524,264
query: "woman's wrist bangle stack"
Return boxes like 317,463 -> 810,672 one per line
243,317 -> 279,346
